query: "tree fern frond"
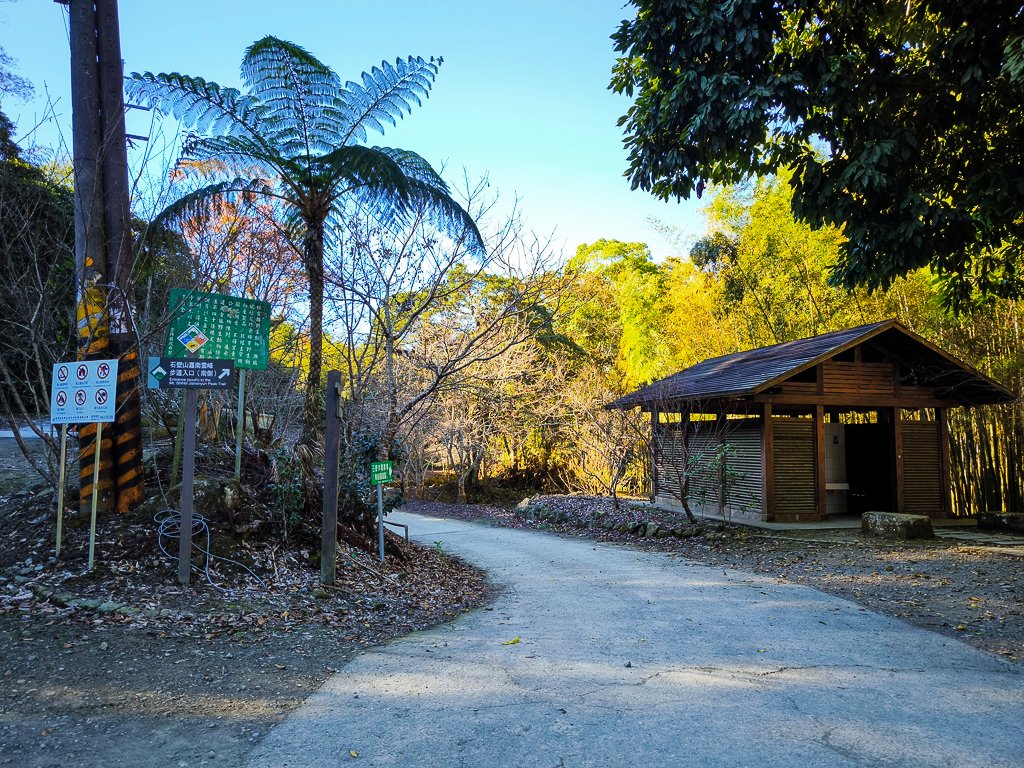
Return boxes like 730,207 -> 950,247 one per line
125,72 -> 265,139
373,147 -> 450,189
241,36 -> 347,157
319,144 -> 482,252
180,135 -> 287,181
341,56 -> 440,145
152,177 -> 288,230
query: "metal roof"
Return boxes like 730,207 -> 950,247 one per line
607,320 -> 1015,409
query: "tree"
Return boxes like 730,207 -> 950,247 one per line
329,190 -> 561,523
611,1 -> 1024,308
0,156 -> 75,486
125,37 -> 482,453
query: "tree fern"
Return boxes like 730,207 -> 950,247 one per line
126,36 -> 482,459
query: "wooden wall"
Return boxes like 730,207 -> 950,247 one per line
654,418 -> 763,519
903,421 -> 943,515
772,418 -> 818,521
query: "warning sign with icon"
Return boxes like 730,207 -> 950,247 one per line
50,359 -> 118,424
176,325 -> 209,353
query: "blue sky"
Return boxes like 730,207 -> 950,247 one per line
2,0 -> 704,261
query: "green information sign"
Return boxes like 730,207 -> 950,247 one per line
370,461 -> 393,485
165,289 -> 271,370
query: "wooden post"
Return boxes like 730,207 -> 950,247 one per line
321,371 -> 341,585
649,408 -> 659,501
762,403 -> 775,521
814,405 -> 826,518
234,368 -> 246,480
87,422 -> 103,571
892,407 -> 905,514
55,424 -> 68,558
937,407 -> 951,516
69,0 -> 114,517
95,0 -> 133,324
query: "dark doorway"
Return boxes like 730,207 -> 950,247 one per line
845,423 -> 893,514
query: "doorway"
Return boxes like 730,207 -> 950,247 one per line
845,423 -> 893,514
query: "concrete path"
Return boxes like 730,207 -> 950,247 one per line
250,511 -> 1024,768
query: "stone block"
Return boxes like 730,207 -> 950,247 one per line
977,511 -> 1024,535
861,511 -> 934,539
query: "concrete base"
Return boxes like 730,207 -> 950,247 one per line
862,511 -> 935,540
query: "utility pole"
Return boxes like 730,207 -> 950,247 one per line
60,0 -> 144,514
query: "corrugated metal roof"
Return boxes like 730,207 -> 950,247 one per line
607,320 -> 1014,409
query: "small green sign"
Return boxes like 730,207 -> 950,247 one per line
370,461 -> 393,485
166,289 -> 271,370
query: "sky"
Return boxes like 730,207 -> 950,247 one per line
1,0 -> 705,262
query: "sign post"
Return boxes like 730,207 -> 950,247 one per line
177,373 -> 198,585
50,359 -> 118,567
370,460 -> 393,563
321,372 -> 341,585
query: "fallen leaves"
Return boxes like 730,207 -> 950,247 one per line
501,636 -> 521,645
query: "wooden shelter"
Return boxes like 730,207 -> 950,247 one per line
608,321 -> 1014,523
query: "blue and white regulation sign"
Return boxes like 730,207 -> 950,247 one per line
50,359 -> 119,424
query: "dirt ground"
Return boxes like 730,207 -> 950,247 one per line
415,495 -> 1024,664
2,429 -> 1022,768
0,439 -> 491,768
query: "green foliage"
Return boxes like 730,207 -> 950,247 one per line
565,239 -> 668,388
0,156 -> 75,408
270,447 -> 305,535
611,1 -> 1024,309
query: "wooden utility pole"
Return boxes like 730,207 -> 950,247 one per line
61,0 -> 144,513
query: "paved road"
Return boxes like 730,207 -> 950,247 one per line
250,511 -> 1024,768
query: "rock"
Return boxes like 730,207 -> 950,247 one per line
654,527 -> 673,539
515,495 -> 538,511
192,476 -> 244,519
644,522 -> 660,538
861,511 -> 934,539
977,511 -> 1024,535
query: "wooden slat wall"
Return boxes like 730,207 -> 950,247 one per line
725,421 -> 763,514
904,422 -> 942,515
686,428 -> 721,507
657,425 -> 685,500
656,420 -> 764,516
773,418 -> 816,517
822,361 -> 896,397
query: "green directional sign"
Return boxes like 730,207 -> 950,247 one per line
370,461 -> 393,485
165,289 -> 271,369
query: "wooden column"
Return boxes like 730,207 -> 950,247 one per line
649,408 -> 659,501
937,407 -> 951,516
814,405 -> 826,518
762,403 -> 774,521
892,407 -> 906,513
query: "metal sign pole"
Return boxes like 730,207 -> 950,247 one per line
55,424 -> 68,558
87,421 -> 102,571
234,368 -> 246,480
377,481 -> 385,563
177,385 -> 198,585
